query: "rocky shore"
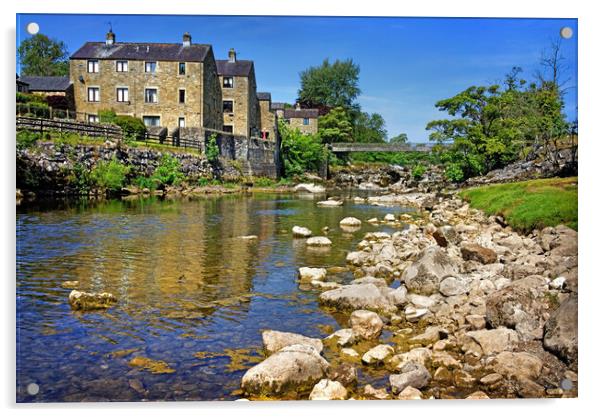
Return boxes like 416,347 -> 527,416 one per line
239,191 -> 578,400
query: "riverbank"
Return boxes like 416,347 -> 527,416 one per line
237,188 -> 578,400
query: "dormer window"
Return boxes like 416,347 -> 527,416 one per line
145,61 -> 157,73
116,61 -> 128,72
87,60 -> 99,73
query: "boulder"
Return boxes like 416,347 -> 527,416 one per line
325,328 -> 356,347
439,276 -> 469,296
317,200 -> 343,207
462,328 -> 519,356
390,348 -> 432,370
389,362 -> 431,394
491,351 -> 543,381
362,344 -> 394,365
404,306 -> 430,322
319,284 -> 396,313
68,290 -> 117,311
340,217 -> 362,227
432,225 -> 458,248
306,236 -> 333,247
397,386 -> 423,400
384,286 -> 408,307
384,213 -> 397,222
466,391 -> 490,399
294,183 -> 325,193
543,295 -> 578,368
350,276 -> 387,287
461,243 -> 498,264
326,363 -> 358,387
309,379 -> 347,400
363,384 -> 390,400
262,330 -> 324,355
298,267 -> 327,282
240,344 -> 329,397
292,226 -> 312,238
401,246 -> 459,295
350,310 -> 383,340
408,326 -> 445,345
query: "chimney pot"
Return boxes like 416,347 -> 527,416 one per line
183,32 -> 191,47
106,29 -> 115,46
228,48 -> 236,63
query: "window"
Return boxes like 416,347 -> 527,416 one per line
87,87 -> 100,102
116,87 -> 129,102
179,89 -> 186,103
143,116 -> 161,127
87,60 -> 99,73
223,100 -> 233,113
303,118 -> 310,125
145,88 -> 158,103
223,76 -> 234,88
116,61 -> 128,72
178,117 -> 186,128
178,62 -> 186,75
145,61 -> 157,73
88,115 -> 99,123
223,125 -> 233,133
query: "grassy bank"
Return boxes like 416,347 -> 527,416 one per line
459,177 -> 577,232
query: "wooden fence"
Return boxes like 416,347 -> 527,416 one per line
16,116 -> 123,141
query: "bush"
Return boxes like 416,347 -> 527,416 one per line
152,154 -> 185,186
445,163 -> 465,183
16,130 -> 40,149
91,157 -> 130,192
113,115 -> 146,142
411,163 -> 426,179
72,163 -> 93,193
98,109 -> 117,124
134,176 -> 157,191
205,133 -> 220,164
254,177 -> 276,187
280,121 -> 328,177
16,92 -> 46,104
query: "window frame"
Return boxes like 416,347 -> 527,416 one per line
116,60 -> 129,72
223,76 -> 234,89
142,115 -> 161,127
178,62 -> 186,75
87,60 -> 99,73
144,87 -> 159,104
178,89 -> 186,104
87,114 -> 99,123
303,118 -> 310,125
87,86 -> 100,102
178,117 -> 186,128
116,87 -> 129,103
144,61 -> 157,73
223,100 -> 234,113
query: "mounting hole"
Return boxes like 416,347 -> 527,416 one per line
560,27 -> 573,39
26,22 -> 40,35
26,383 -> 39,395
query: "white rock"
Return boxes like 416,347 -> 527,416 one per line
462,328 -> 519,356
341,348 -> 360,358
309,379 -> 347,400
367,218 -> 379,224
389,362 -> 431,394
306,236 -> 332,246
384,213 -> 397,222
325,328 -> 356,347
439,276 -> 469,296
407,293 -> 436,309
362,344 -> 394,364
292,226 -> 312,238
397,386 -> 423,400
317,200 -> 343,207
340,217 -> 362,227
298,267 -> 327,282
404,306 -> 429,322
319,283 -> 396,313
550,276 -> 566,290
350,310 -> 383,340
262,330 -> 324,354
294,183 -> 326,193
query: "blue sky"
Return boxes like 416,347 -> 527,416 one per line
16,14 -> 577,142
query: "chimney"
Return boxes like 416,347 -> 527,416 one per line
106,29 -> 115,46
228,48 -> 236,63
183,32 -> 191,47
295,102 -> 301,110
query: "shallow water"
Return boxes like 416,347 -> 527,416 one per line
16,191 -> 413,402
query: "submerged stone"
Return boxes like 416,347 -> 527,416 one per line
68,290 -> 117,311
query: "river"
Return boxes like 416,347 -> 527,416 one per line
16,191 -> 414,402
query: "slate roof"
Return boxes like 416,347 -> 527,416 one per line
283,108 -> 319,119
216,60 -> 254,77
270,102 -> 286,111
70,42 -> 212,62
18,76 -> 71,92
257,92 -> 271,101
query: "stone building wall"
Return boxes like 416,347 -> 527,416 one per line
246,71 -> 260,137
258,99 -> 277,140
201,49 -> 223,131
220,75 -> 250,136
70,58 -> 204,131
288,117 -> 318,135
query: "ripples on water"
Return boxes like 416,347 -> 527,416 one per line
16,192 -> 412,402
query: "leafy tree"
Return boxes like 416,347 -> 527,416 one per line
205,133 -> 220,164
353,112 -> 387,143
279,120 -> 327,177
318,107 -> 353,144
18,34 -> 69,76
298,59 -> 360,109
389,133 -> 408,144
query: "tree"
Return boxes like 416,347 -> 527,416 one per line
389,133 -> 408,144
318,107 -> 354,144
279,120 -> 327,177
298,59 -> 360,109
353,112 -> 387,143
18,34 -> 69,76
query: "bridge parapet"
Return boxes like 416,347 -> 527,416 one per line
329,142 -> 434,153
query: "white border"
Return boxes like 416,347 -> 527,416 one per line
4,1 -> 601,417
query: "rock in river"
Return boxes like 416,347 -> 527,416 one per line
298,267 -> 327,282
306,236 -> 333,247
339,217 -> 362,227
309,379 -> 347,400
362,344 -> 394,365
543,294 -> 578,368
401,246 -> 459,295
461,328 -> 519,356
349,310 -> 383,340
262,330 -> 324,355
68,290 -> 117,311
292,226 -> 312,238
241,344 -> 330,397
317,200 -> 343,207
319,283 -> 396,313
389,362 -> 431,394
294,183 -> 326,194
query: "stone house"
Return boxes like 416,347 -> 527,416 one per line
216,49 -> 261,138
16,74 -> 29,93
257,92 -> 277,140
69,31 -> 222,131
270,102 -> 286,119
283,103 -> 319,135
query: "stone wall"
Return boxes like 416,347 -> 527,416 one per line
288,117 -> 318,135
70,58 -> 205,130
219,72 -> 260,138
258,99 -> 277,140
201,49 -> 224,130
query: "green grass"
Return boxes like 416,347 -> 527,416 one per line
459,177 -> 577,232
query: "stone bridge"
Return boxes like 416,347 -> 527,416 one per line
329,142 -> 434,153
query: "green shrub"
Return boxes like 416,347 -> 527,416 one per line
134,176 -> 157,190
72,162 -> 93,193
113,115 -> 146,142
412,163 -> 426,179
279,120 -> 328,177
98,109 -> 117,124
152,154 -> 185,186
445,163 -> 465,183
254,177 -> 276,187
91,157 -> 130,192
205,133 -> 220,164
16,130 -> 40,149
16,92 -> 46,104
